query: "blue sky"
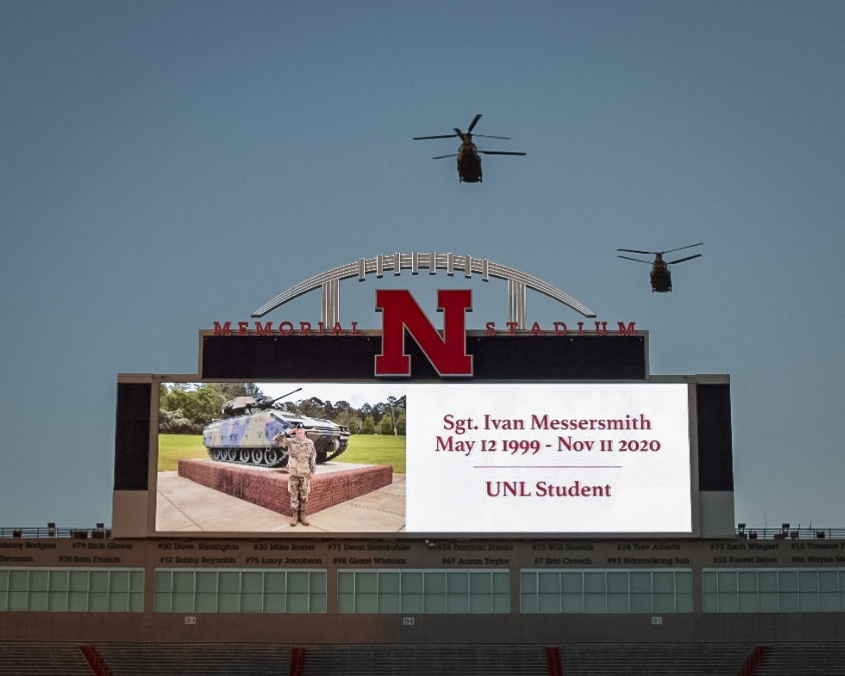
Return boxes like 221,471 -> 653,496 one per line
2,1 -> 843,529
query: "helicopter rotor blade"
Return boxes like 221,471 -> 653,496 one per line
431,154 -> 458,160
414,113 -> 513,141
663,242 -> 703,255
479,150 -> 527,156
617,255 -> 652,264
617,243 -> 703,256
667,254 -> 702,265
617,248 -> 658,255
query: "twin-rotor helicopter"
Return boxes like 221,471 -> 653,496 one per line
413,114 -> 526,183
413,114 -> 703,293
617,243 -> 703,292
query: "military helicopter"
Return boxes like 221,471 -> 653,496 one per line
617,243 -> 703,292
413,114 -> 526,183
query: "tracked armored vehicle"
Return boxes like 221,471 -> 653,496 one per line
202,389 -> 350,468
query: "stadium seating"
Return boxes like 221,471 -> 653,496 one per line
0,642 -> 92,675
755,642 -> 845,675
3,641 -> 845,674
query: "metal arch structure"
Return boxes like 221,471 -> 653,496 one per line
251,252 -> 597,329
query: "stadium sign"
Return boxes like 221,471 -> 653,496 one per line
209,252 -> 636,377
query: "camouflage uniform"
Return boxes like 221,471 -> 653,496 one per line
273,432 -> 316,519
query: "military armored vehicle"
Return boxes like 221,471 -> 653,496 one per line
202,389 -> 350,468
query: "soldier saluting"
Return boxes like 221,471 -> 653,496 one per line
273,422 -> 316,526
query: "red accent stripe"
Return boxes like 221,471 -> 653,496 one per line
739,645 -> 771,676
545,646 -> 563,676
290,647 -> 307,676
79,645 -> 113,676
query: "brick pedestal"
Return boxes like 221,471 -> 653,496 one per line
177,459 -> 393,517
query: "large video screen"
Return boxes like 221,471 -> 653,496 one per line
406,383 -> 692,534
153,381 -> 694,536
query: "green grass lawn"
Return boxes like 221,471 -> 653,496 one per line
336,434 -> 406,473
157,433 -> 406,473
158,434 -> 207,471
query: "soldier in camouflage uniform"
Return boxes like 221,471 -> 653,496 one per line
273,422 -> 317,526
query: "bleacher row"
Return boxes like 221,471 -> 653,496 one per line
2,641 -> 845,675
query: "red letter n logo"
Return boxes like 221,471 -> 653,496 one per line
375,289 -> 473,377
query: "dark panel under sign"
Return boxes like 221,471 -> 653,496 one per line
696,383 -> 734,491
201,334 -> 647,380
114,383 -> 151,491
